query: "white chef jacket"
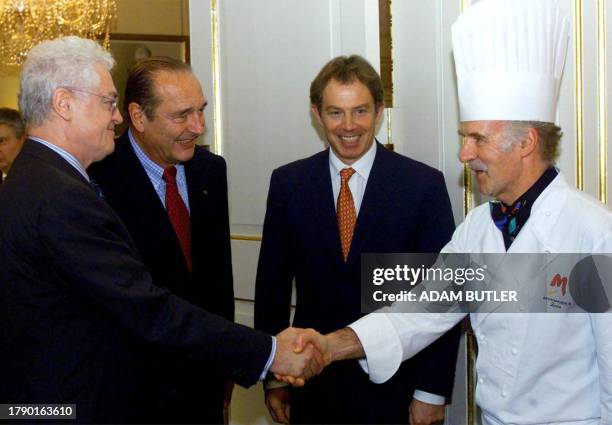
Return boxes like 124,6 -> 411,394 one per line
350,173 -> 612,425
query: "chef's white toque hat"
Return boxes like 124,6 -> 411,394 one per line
452,0 -> 570,123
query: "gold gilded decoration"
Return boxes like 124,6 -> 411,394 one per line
0,0 -> 116,65
379,0 -> 393,107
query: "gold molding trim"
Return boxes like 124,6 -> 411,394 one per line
574,0 -> 584,190
379,0 -> 394,107
458,4 -> 477,424
597,0 -> 607,203
210,0 -> 223,156
461,1 -> 473,217
231,234 -> 263,242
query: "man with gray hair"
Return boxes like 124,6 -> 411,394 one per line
291,0 -> 612,424
0,36 -> 324,423
0,107 -> 26,183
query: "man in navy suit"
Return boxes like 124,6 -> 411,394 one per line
0,36 -> 325,424
89,57 -> 234,424
255,55 -> 460,424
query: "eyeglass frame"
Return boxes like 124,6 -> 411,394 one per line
63,87 -> 119,112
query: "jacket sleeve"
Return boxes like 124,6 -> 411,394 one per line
254,169 -> 295,336
410,170 -> 462,400
39,183 -> 271,388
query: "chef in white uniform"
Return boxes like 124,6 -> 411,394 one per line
291,0 -> 612,424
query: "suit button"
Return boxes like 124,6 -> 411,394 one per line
478,377 -> 484,384
501,390 -> 508,398
511,348 -> 518,355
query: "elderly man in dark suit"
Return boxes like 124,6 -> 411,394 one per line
0,36 -> 325,424
89,57 -> 234,424
255,55 -> 461,425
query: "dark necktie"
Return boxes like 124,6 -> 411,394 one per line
162,166 -> 192,272
337,167 -> 356,262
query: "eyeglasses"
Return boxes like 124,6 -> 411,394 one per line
64,87 -> 119,112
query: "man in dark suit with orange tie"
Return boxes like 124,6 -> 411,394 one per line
89,57 -> 234,424
255,55 -> 461,425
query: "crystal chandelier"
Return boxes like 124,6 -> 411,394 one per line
0,0 -> 117,66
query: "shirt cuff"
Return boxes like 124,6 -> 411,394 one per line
260,335 -> 276,380
413,390 -> 445,405
348,314 -> 404,384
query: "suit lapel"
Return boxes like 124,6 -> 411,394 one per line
113,135 -> 185,262
346,143 -> 396,265
184,152 -> 211,243
309,150 -> 345,265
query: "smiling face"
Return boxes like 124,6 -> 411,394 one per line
459,120 -> 525,204
132,70 -> 206,167
312,79 -> 383,165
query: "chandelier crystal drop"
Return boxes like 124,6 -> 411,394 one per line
0,0 -> 117,66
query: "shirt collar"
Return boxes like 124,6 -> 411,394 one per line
128,129 -> 165,185
29,136 -> 90,182
329,139 -> 377,180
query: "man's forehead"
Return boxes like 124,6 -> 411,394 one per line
459,120 -> 507,135
0,124 -> 17,137
153,71 -> 205,103
93,64 -> 117,94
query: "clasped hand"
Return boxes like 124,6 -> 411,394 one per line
269,327 -> 330,387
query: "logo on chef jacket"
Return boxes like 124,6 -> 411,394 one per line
548,274 -> 568,296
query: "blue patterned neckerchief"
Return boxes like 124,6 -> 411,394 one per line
490,167 -> 558,250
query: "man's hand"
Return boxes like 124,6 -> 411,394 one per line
275,327 -> 363,385
409,399 -> 445,425
269,327 -> 329,386
265,386 -> 290,424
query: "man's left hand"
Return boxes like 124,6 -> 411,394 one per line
409,399 -> 445,425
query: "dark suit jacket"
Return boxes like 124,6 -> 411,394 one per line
0,140 -> 271,424
255,143 -> 460,424
88,131 -> 235,423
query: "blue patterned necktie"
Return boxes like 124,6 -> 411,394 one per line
490,199 -> 525,247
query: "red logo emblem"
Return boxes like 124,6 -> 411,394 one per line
550,274 -> 568,296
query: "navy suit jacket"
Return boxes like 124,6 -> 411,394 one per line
88,131 -> 235,423
255,143 -> 460,423
89,132 -> 234,316
0,140 -> 271,424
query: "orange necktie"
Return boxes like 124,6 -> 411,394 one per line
337,168 -> 356,261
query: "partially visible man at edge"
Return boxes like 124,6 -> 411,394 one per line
88,57 -> 235,424
0,107 -> 26,183
0,36 -> 324,424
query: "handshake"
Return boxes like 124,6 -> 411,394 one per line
268,327 -> 363,386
